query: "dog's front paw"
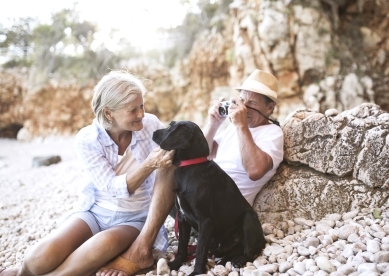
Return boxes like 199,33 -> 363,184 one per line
168,257 -> 183,271
188,269 -> 206,276
231,256 -> 249,268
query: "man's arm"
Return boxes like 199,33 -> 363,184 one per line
227,97 -> 273,180
203,122 -> 219,159
235,125 -> 273,180
203,97 -> 227,159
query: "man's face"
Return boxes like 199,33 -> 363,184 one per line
240,90 -> 275,128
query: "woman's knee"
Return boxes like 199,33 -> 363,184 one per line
22,220 -> 91,275
23,239 -> 64,274
94,226 -> 139,253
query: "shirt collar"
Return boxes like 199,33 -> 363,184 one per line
93,119 -> 114,147
93,118 -> 150,147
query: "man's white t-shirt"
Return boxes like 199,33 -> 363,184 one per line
214,123 -> 284,206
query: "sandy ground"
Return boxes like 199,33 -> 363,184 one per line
0,136 -> 82,268
0,136 -> 176,272
0,136 -> 78,175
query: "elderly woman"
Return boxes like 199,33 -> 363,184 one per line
0,71 -> 176,276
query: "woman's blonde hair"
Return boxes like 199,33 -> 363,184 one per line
91,70 -> 147,129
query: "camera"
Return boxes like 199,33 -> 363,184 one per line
218,101 -> 231,116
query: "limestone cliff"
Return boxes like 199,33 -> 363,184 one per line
0,0 -> 388,140
171,0 -> 389,126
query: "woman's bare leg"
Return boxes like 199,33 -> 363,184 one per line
0,218 -> 140,276
0,218 -> 93,276
98,166 -> 176,276
42,225 -> 140,276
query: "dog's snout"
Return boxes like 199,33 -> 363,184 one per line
152,129 -> 164,145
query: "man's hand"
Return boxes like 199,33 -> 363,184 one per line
207,97 -> 227,128
228,97 -> 248,128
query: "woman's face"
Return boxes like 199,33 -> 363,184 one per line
111,94 -> 145,132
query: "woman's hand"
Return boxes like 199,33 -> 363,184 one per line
145,146 -> 175,169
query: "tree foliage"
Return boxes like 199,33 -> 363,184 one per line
0,6 -> 133,85
0,0 -> 233,80
162,0 -> 233,67
0,17 -> 35,66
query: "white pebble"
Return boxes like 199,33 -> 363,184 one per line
357,262 -> 379,273
157,258 -> 170,275
279,261 -> 292,273
367,240 -> 381,253
294,218 -> 314,227
337,263 -> 357,275
297,246 -> 310,256
212,265 -> 229,276
315,256 -> 336,273
293,262 -> 306,275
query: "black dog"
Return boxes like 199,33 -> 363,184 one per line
152,121 -> 266,275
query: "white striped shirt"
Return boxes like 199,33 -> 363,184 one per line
71,113 -> 168,250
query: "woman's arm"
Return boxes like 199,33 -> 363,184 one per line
125,147 -> 174,193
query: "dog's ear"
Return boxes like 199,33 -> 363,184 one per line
160,123 -> 193,150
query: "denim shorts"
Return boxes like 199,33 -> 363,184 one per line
69,204 -> 148,235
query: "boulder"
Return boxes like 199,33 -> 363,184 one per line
32,155 -> 62,167
254,103 -> 389,222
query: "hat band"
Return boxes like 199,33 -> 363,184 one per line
236,79 -> 278,100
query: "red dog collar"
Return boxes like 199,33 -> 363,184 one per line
178,157 -> 209,167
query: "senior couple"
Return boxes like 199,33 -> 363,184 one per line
0,69 -> 284,276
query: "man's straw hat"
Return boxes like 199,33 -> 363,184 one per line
235,69 -> 280,104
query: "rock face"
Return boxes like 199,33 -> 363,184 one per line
254,103 -> 389,222
224,0 -> 389,123
2,0 -> 389,139
102,0 -> 389,132
0,70 -> 26,138
0,78 -> 96,140
19,82 -> 95,139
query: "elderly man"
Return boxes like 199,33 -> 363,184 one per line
96,69 -> 284,276
204,69 -> 284,206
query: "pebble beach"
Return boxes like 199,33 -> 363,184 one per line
1,137 -> 389,276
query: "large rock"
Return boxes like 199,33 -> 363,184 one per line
254,103 -> 389,222
21,82 -> 95,138
0,70 -> 27,138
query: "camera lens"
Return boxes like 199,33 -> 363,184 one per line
218,101 -> 230,116
219,107 -> 227,116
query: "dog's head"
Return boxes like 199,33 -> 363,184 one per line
152,121 -> 209,165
